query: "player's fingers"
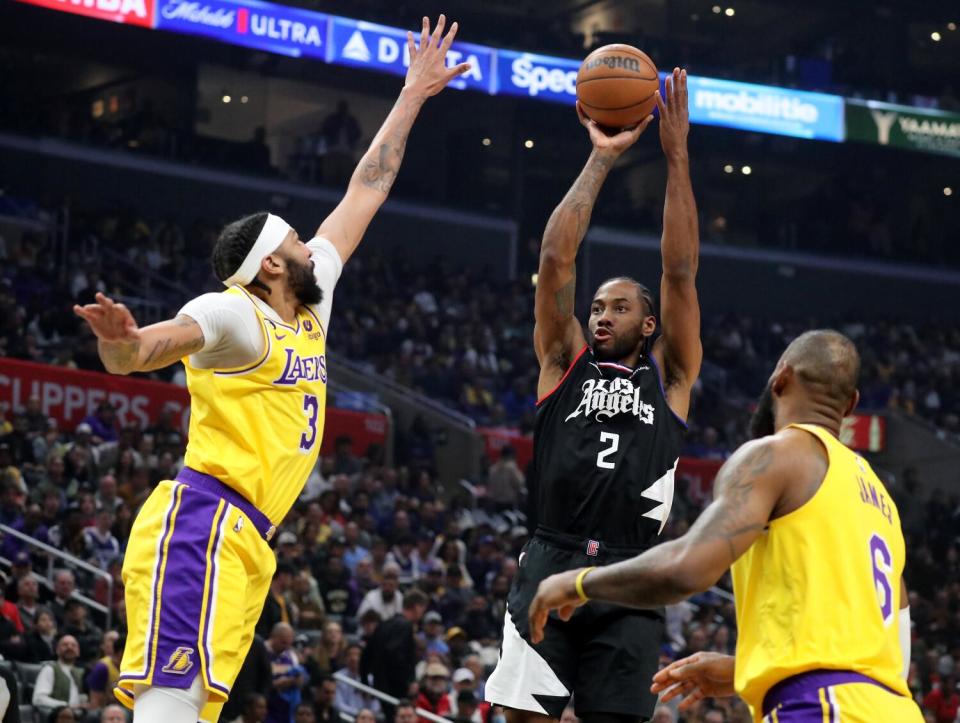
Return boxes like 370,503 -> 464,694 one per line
677,689 -> 705,712
655,89 -> 667,118
95,292 -> 115,309
635,114 -> 654,136
431,14 -> 446,48
420,16 -> 429,52
407,31 -> 417,61
440,20 -> 458,53
672,67 -> 680,103
680,68 -> 689,108
576,101 -> 590,127
557,604 -> 577,622
447,62 -> 471,79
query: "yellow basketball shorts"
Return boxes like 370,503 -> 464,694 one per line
758,669 -> 923,722
116,472 -> 277,720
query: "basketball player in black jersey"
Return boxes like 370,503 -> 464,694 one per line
485,69 -> 701,723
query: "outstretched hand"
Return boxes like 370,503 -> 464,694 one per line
656,67 -> 690,159
577,102 -> 653,156
404,15 -> 471,99
650,652 -> 736,711
73,292 -> 141,344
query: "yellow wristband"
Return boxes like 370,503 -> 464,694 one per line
575,566 -> 596,602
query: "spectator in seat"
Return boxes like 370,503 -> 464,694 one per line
238,693 -> 268,723
32,634 -> 85,715
101,704 -> 127,723
257,563 -> 297,638
61,599 -> 102,662
0,572 -> 24,634
221,635 -> 272,723
421,611 -> 449,657
265,623 -> 306,723
49,570 -> 76,625
415,662 -> 451,722
356,563 -> 402,621
16,574 -> 42,631
83,509 -> 120,569
310,676 -> 340,723
333,643 -> 381,719
23,609 -> 57,662
86,632 -> 124,709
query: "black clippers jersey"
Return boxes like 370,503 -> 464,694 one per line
532,345 -> 686,549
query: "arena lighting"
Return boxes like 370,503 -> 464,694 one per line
222,94 -> 232,103
931,31 -> 942,42
945,187 -> 954,197
482,137 -> 492,146
524,139 -> 534,148
531,273 -> 539,286
712,5 -> 721,13
949,22 -> 957,31
741,165 -> 752,175
241,95 -> 249,104
725,7 -> 735,17
723,164 -> 734,173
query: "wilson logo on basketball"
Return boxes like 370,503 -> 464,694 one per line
582,55 -> 642,73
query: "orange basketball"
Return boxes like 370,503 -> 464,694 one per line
576,44 -> 659,129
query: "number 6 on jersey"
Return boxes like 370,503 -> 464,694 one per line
597,431 -> 620,469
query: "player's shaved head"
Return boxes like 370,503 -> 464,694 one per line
780,329 -> 860,404
750,329 -> 860,439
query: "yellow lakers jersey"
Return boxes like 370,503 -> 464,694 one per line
730,423 -> 909,714
183,286 -> 328,524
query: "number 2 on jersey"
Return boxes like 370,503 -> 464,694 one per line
300,394 -> 319,452
869,533 -> 894,625
596,432 -> 620,469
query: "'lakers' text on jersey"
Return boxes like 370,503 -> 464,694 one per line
532,346 -> 685,548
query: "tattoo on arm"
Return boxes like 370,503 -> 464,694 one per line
690,442 -> 773,563
359,97 -> 414,195
555,272 -> 576,317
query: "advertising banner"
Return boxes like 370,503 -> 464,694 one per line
0,358 -> 386,457
16,0 -> 155,27
155,0 -> 327,60
845,99 -> 960,158
495,50 -> 580,104
840,413 -> 886,453
328,16 -> 494,93
686,75 -> 845,141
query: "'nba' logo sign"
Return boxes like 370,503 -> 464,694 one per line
586,540 -> 599,557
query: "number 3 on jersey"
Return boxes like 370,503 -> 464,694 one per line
597,432 -> 620,469
300,394 -> 319,453
869,533 -> 894,625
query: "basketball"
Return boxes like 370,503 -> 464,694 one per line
576,44 -> 659,129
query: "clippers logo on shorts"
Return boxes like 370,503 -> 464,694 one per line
586,540 -> 599,557
161,647 -> 195,675
564,378 -> 655,424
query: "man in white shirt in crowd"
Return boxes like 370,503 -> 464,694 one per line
33,634 -> 87,714
356,563 -> 402,620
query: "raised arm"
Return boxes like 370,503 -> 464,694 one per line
318,15 -> 470,265
74,293 -> 204,375
527,432 -> 822,641
650,69 -> 702,420
534,107 -> 653,397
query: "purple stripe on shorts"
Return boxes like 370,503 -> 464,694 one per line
142,485 -> 182,680
176,467 -> 275,540
151,486 -> 221,690
762,669 -> 901,719
201,502 -> 229,694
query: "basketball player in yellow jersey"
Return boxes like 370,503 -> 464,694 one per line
527,330 -> 923,723
72,16 -> 469,723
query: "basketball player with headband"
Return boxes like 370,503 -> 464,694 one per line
73,15 -> 469,723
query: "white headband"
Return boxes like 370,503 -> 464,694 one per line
222,213 -> 292,287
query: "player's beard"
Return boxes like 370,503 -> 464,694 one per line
286,255 -> 323,306
749,382 -> 776,439
591,325 -> 644,362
